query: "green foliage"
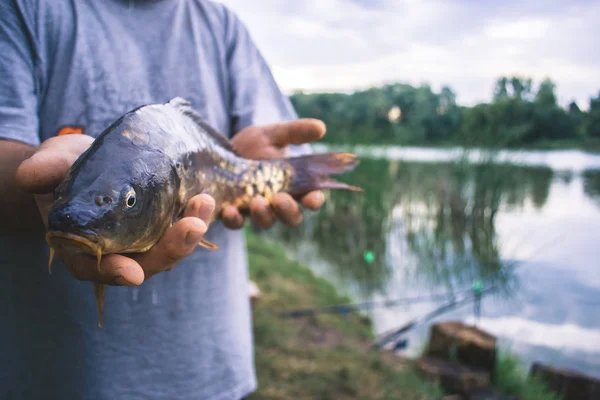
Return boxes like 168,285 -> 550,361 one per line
291,76 -> 597,148
291,83 -> 462,145
494,353 -> 561,400
586,91 -> 600,138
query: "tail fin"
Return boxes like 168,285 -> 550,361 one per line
286,152 -> 362,198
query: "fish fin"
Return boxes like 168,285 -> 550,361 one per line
198,237 -> 219,251
48,247 -> 55,274
168,97 -> 237,154
93,283 -> 107,328
96,248 -> 102,272
285,152 -> 362,197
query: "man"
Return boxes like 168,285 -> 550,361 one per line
0,1 -> 325,399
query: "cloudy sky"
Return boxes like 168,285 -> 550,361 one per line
218,0 -> 600,109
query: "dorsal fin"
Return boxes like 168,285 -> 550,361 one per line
168,97 -> 237,153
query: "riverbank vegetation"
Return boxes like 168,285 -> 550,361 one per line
246,231 -> 560,399
494,353 -> 560,400
291,76 -> 600,150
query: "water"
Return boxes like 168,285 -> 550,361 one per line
266,146 -> 600,378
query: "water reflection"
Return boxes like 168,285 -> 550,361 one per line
274,158 -> 397,295
268,158 -> 555,297
583,169 -> 600,206
397,161 -> 553,295
260,152 -> 600,376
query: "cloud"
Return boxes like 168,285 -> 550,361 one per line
217,0 -> 600,108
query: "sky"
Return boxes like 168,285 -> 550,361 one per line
217,0 -> 600,109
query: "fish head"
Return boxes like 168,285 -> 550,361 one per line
47,128 -> 181,258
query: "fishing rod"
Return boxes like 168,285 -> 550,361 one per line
277,234 -> 561,319
370,236 -> 561,351
277,290 -> 470,318
372,285 -> 496,350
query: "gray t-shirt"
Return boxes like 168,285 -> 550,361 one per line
0,1 -> 304,399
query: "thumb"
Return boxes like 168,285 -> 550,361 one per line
131,217 -> 211,274
263,118 -> 326,148
16,150 -> 73,194
16,135 -> 94,194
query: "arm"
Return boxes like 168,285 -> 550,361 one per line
0,139 -> 42,233
0,2 -> 44,234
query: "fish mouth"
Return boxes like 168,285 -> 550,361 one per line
46,231 -> 104,273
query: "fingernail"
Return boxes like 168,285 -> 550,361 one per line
201,188 -> 211,195
255,198 -> 269,216
114,276 -> 134,286
316,191 -> 325,203
186,230 -> 203,246
279,199 -> 291,211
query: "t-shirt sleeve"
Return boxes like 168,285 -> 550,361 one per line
0,1 -> 40,147
224,9 -> 311,157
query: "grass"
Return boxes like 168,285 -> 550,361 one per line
494,353 -> 561,400
245,230 -> 560,400
246,230 -> 442,400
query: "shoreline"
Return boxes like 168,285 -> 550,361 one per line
245,231 -> 560,399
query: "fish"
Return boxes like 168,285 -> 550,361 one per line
45,97 -> 361,327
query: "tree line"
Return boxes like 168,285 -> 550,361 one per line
289,76 -> 600,148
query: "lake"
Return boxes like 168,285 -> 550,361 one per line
265,145 -> 600,378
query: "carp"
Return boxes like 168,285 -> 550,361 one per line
45,97 -> 361,327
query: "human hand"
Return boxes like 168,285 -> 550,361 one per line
222,118 -> 327,229
15,134 -> 215,285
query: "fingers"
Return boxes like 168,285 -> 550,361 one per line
16,150 -> 73,193
183,193 -> 216,221
61,194 -> 216,284
221,191 -> 325,230
63,216 -> 211,285
221,205 -> 245,229
300,191 -> 325,211
272,193 -> 303,226
249,196 -> 275,229
131,216 -> 209,276
16,135 -> 94,194
263,118 -> 326,148
64,253 -> 145,286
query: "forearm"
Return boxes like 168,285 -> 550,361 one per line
0,139 -> 44,234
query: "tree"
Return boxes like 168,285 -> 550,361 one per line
586,91 -> 600,138
510,76 -> 532,100
569,101 -> 581,115
289,78 -> 595,147
535,79 -> 557,107
493,77 -> 509,100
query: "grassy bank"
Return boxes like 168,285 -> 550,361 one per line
494,353 -> 560,400
245,231 -> 560,400
246,231 -> 442,399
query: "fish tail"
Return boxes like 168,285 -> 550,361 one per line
284,152 -> 362,197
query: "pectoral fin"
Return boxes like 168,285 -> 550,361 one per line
198,237 -> 218,250
93,283 -> 107,328
48,247 -> 55,274
96,248 -> 102,272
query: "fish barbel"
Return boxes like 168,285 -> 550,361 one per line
46,97 -> 361,327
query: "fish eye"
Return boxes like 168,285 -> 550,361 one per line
126,194 -> 136,208
122,187 -> 137,210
